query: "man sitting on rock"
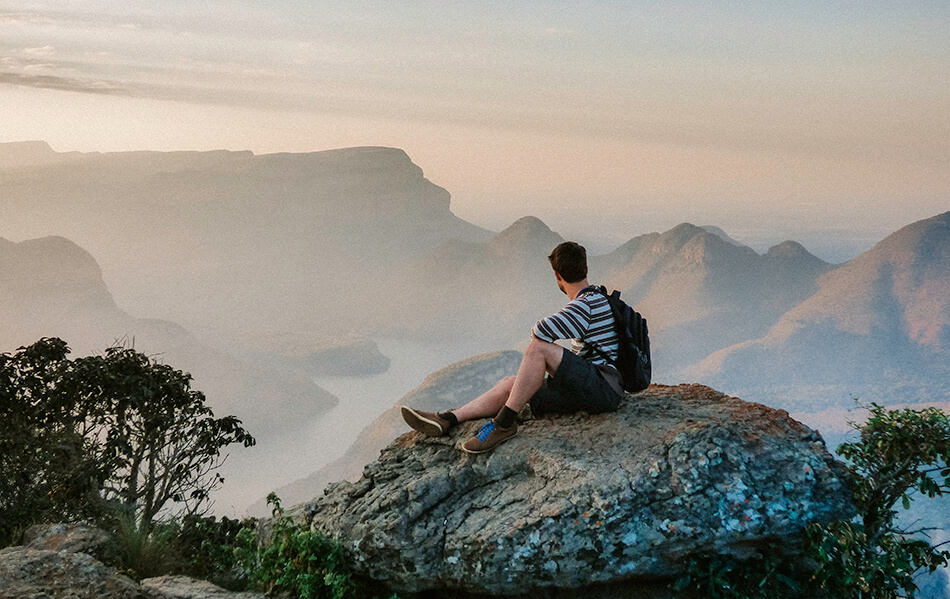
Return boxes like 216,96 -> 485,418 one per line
402,241 -> 624,454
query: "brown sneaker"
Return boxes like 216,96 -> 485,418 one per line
401,407 -> 452,437
461,419 -> 517,454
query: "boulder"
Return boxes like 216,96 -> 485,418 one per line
0,547 -> 159,599
140,575 -> 264,599
23,522 -> 114,562
301,384 -> 854,596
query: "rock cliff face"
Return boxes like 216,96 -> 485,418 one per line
300,384 -> 853,596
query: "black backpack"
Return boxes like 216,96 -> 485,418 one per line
586,286 -> 651,393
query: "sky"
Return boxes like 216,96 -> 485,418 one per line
1,1 -> 948,258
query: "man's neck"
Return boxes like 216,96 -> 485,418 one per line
564,278 -> 591,300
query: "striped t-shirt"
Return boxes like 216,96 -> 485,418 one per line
531,287 -> 621,372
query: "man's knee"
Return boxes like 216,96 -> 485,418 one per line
501,376 -> 516,386
525,337 -> 563,369
526,337 -> 556,355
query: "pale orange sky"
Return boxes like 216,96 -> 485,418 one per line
1,2 -> 948,254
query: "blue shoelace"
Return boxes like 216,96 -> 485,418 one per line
475,421 -> 496,442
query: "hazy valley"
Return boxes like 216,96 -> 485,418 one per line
1,140 -> 948,518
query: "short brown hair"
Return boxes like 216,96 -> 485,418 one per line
548,241 -> 587,283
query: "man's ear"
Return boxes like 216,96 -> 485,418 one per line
554,270 -> 564,282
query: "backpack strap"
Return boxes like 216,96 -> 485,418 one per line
586,342 -> 619,369
580,285 -> 620,369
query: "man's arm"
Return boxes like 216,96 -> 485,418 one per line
531,298 -> 591,342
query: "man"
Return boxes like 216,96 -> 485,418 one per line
401,241 -> 624,454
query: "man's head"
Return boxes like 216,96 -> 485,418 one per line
548,242 -> 587,293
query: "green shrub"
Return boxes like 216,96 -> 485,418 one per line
0,337 -> 255,546
237,494 -> 398,599
110,510 -> 186,580
673,551 -> 802,598
178,514 -> 257,590
0,339 -> 105,546
806,403 -> 950,598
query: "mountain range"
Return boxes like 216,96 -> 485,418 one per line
0,234 -> 336,434
2,141 -> 948,436
0,141 -> 490,348
692,211 -> 950,412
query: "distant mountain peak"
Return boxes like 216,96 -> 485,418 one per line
766,240 -> 826,264
0,140 -> 68,169
666,222 -> 706,238
506,215 -> 552,232
701,225 -> 746,247
489,216 -> 564,253
0,235 -> 104,284
0,140 -> 53,151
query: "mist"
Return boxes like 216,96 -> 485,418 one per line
1,141 -> 948,522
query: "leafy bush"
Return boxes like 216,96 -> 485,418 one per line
110,510 -> 185,580
178,514 -> 257,590
0,338 -> 105,546
237,493 -> 353,599
237,493 -> 398,599
806,403 -> 950,598
673,551 -> 801,598
0,337 -> 255,546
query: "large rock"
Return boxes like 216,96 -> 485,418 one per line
140,576 -> 264,599
23,522 -> 114,563
0,547 -> 159,599
0,546 -> 264,599
301,384 -> 854,596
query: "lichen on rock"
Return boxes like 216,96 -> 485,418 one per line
301,384 -> 854,596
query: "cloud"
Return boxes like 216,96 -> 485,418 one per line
22,45 -> 56,57
0,71 -> 129,95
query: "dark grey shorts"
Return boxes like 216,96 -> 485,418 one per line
529,347 -> 623,417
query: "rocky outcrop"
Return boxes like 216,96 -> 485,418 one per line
281,336 -> 391,377
300,384 -> 854,597
23,522 -> 114,563
0,547 -> 159,599
140,576 -> 263,599
0,534 -> 263,599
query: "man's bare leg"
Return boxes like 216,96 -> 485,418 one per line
452,338 -> 563,422
458,338 -> 564,453
405,338 -> 563,439
503,338 -> 564,414
450,376 -> 516,422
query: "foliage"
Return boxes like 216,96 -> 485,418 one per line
110,509 -> 185,580
177,514 -> 257,590
237,493 -> 353,599
0,338 -> 104,546
237,493 -> 398,599
806,403 -> 950,598
672,551 -> 801,598
0,337 -> 255,546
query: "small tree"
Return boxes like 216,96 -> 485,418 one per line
0,338 -> 255,543
0,338 -> 103,546
807,403 -> 950,598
